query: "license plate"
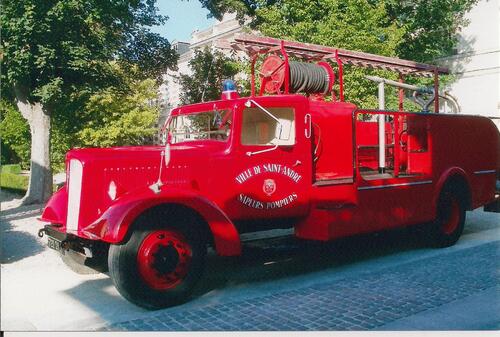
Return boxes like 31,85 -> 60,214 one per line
47,236 -> 61,252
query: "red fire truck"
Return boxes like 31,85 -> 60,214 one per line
39,34 -> 500,309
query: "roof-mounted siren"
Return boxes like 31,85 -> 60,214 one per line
221,79 -> 240,100
260,55 -> 335,98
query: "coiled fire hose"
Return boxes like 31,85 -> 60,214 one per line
289,61 -> 331,94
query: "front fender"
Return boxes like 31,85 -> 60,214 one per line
84,187 -> 241,256
40,185 -> 68,225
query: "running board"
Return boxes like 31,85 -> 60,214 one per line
240,228 -> 294,242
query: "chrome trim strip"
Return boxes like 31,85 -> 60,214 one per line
66,159 -> 83,232
473,169 -> 496,175
358,180 -> 433,191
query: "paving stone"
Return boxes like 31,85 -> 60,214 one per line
103,241 -> 499,331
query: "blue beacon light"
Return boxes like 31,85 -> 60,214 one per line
221,79 -> 239,100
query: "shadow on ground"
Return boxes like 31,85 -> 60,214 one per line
0,205 -> 45,264
194,211 -> 499,299
62,210 -> 499,326
65,224 -> 431,324
0,189 -> 24,203
195,226 -> 429,297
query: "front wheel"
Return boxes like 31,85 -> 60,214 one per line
430,185 -> 466,247
108,226 -> 206,309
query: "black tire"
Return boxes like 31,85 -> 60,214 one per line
60,249 -> 108,274
429,184 -> 466,248
108,214 -> 207,310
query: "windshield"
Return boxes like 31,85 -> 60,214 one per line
168,109 -> 232,144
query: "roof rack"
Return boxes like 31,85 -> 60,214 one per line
217,33 -> 449,112
221,33 -> 448,76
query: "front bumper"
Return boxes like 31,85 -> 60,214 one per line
39,224 -> 108,258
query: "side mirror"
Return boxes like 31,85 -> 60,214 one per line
276,119 -> 292,140
272,118 -> 294,146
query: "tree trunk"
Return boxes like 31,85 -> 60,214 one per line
14,86 -> 53,205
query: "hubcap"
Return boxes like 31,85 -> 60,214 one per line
442,197 -> 460,235
137,230 -> 192,290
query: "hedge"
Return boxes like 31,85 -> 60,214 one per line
1,164 -> 22,174
1,172 -> 28,194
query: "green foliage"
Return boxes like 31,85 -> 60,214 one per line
255,0 -> 405,109
77,69 -> 160,148
178,47 -> 240,104
207,0 -> 478,62
385,0 -> 478,61
0,101 -> 78,173
249,0 -> 477,109
257,1 -> 403,55
0,101 -> 31,168
1,164 -> 22,174
0,172 -> 29,194
51,110 -> 77,172
1,0 -> 177,104
119,28 -> 179,82
199,0 -> 277,21
1,1 -> 178,174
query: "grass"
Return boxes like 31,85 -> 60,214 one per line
1,164 -> 22,174
1,172 -> 29,195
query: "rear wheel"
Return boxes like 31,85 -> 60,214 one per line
430,185 -> 466,247
108,219 -> 206,309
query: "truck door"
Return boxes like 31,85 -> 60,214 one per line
224,98 -> 312,220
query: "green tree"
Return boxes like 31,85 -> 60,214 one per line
1,0 -> 177,204
385,0 -> 478,62
199,0 -> 277,21
0,101 -> 31,168
243,0 -> 477,108
254,0 -> 405,108
178,47 -> 240,104
78,67 -> 160,148
202,0 -> 478,62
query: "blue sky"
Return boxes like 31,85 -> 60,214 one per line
150,0 -> 216,42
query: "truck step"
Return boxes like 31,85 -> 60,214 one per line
240,228 -> 294,242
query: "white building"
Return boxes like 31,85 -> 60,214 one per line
439,0 -> 500,128
162,13 -> 244,110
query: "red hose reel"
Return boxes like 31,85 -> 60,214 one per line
259,55 -> 336,96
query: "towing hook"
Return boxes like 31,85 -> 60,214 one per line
38,228 -> 47,238
60,240 -> 70,251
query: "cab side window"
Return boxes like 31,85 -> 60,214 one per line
241,107 -> 295,146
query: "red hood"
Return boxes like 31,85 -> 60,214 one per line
41,142 -> 227,233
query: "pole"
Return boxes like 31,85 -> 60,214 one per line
434,68 -> 439,113
398,74 -> 404,112
378,82 -> 386,173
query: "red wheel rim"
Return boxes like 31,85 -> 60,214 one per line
137,230 -> 192,290
442,197 -> 460,235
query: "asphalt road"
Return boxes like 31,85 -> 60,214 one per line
1,192 -> 499,331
